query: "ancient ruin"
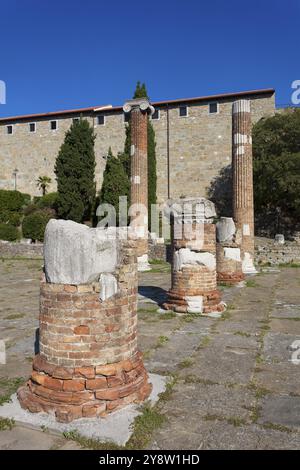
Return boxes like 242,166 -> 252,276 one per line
216,217 -> 244,284
123,98 -> 155,272
163,197 -> 225,314
17,220 -> 152,423
232,99 -> 256,274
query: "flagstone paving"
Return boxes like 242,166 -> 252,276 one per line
0,259 -> 299,449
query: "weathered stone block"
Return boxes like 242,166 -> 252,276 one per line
44,220 -> 118,284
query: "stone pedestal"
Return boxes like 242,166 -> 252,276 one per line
216,217 -> 244,284
18,220 -> 151,423
232,100 -> 257,274
163,198 -> 224,314
123,98 -> 154,272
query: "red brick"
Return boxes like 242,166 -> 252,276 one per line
86,377 -> 107,390
95,364 -> 117,376
52,366 -> 73,380
31,371 -> 63,391
55,405 -> 83,423
105,324 -> 120,333
62,379 -> 85,392
82,402 -> 106,417
74,366 -> 95,379
107,375 -> 124,388
64,285 -> 77,293
95,388 -> 120,401
74,325 -> 90,335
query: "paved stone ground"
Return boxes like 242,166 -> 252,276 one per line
0,259 -> 300,449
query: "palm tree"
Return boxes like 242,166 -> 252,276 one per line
37,176 -> 52,196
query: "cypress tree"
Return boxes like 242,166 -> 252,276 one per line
55,119 -> 96,223
99,147 -> 130,225
120,81 -> 157,228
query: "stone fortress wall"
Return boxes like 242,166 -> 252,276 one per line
0,89 -> 275,203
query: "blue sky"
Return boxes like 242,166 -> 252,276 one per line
0,0 -> 299,117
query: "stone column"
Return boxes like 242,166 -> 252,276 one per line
232,100 -> 256,274
123,98 -> 154,272
216,217 -> 245,284
18,220 -> 152,423
163,198 -> 225,315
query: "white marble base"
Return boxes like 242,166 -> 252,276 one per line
137,254 -> 151,272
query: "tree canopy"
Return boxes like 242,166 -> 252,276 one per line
253,109 -> 300,234
55,119 -> 96,223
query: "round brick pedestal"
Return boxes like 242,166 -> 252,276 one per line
164,265 -> 224,314
162,198 -> 224,315
18,244 -> 152,422
216,243 -> 245,284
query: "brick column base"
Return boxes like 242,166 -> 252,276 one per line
163,266 -> 224,314
18,352 -> 151,423
216,243 -> 245,285
17,242 -> 152,423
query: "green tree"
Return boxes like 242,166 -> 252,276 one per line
36,176 -> 52,196
119,81 -> 157,228
55,119 -> 96,223
99,148 -> 129,225
253,109 -> 300,234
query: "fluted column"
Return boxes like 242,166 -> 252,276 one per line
123,98 -> 154,271
232,100 -> 256,274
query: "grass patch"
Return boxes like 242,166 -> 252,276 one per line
63,430 -> 123,450
227,416 -> 247,427
218,303 -> 236,322
262,422 -> 294,433
138,307 -> 159,314
142,350 -> 151,360
0,377 -> 25,405
149,259 -> 169,265
177,357 -> 194,369
197,335 -> 211,349
183,375 -> 217,385
255,353 -> 264,364
161,311 -> 176,320
4,313 -> 25,320
180,315 -> 196,323
245,405 -> 261,423
248,382 -> 271,399
203,413 -> 247,427
149,262 -> 171,273
158,375 -> 178,402
234,331 -> 251,337
270,316 -> 300,321
155,335 -> 169,348
126,402 -> 166,449
245,279 -> 257,288
0,417 -> 15,431
278,262 -> 300,268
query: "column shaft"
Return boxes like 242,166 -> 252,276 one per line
232,100 -> 256,273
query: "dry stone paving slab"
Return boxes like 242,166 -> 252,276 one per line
258,396 -> 300,429
0,260 -> 300,449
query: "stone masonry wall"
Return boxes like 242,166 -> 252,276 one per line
255,237 -> 300,266
0,240 -> 43,258
0,93 -> 275,203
